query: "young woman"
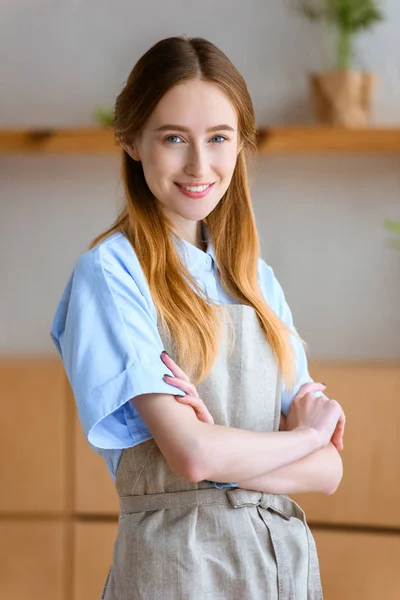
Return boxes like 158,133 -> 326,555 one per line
51,36 -> 345,599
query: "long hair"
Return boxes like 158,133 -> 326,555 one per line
90,36 -> 300,388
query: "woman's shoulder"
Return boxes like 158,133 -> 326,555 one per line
71,231 -> 155,304
50,232 -> 155,348
74,231 -> 141,281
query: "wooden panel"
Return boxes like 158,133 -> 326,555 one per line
314,529 -> 400,600
73,522 -> 117,600
0,128 -> 118,154
72,389 -> 119,515
0,520 -> 65,600
257,126 -> 400,153
0,358 -> 68,514
292,363 -> 400,528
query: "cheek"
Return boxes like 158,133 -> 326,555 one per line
216,148 -> 238,177
144,145 -> 183,181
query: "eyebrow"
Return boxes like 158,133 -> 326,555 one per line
155,124 -> 236,133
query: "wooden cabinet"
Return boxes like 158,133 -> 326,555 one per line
73,401 -> 119,516
292,363 -> 400,528
314,529 -> 400,600
1,358 -> 400,598
0,359 -> 68,514
72,522 -> 117,600
0,520 -> 66,600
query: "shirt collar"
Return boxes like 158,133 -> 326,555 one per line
172,222 -> 216,274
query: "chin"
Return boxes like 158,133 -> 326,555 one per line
179,210 -> 212,222
174,200 -> 218,221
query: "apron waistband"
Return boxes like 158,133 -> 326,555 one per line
119,486 -> 304,521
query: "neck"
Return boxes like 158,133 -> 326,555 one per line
175,220 -> 206,250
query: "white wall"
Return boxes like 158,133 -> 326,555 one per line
1,0 -> 399,358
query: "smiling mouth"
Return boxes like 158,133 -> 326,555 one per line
175,182 -> 216,192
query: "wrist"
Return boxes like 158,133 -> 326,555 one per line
294,426 -> 323,453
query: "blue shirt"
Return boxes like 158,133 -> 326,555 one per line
50,226 -> 316,486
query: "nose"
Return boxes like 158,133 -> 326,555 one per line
183,143 -> 208,179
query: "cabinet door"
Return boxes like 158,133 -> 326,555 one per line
0,520 -> 65,600
292,363 -> 400,528
73,390 -> 119,515
73,522 -> 118,600
314,529 -> 400,600
0,359 -> 68,514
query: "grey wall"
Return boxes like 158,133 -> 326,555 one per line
1,0 -> 399,358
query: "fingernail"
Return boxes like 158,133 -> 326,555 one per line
163,373 -> 172,378
161,350 -> 170,358
322,382 -> 326,386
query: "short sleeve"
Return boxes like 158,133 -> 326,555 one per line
50,237 -> 185,450
258,259 -> 321,416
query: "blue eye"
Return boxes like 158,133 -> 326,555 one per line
165,135 -> 183,144
211,135 -> 227,143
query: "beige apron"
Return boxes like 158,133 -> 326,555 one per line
101,304 -> 323,599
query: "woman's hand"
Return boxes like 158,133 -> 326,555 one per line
286,382 -> 345,451
331,407 -> 346,452
160,351 -> 215,425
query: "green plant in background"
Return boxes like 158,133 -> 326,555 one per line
93,107 -> 114,127
384,219 -> 400,251
298,0 -> 385,69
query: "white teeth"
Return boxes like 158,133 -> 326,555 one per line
180,184 -> 211,192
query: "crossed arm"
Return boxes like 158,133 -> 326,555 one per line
236,440 -> 342,495
235,409 -> 343,495
131,354 -> 344,496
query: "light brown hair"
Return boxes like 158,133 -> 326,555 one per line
90,36 -> 299,388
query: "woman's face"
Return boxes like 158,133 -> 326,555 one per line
123,79 -> 242,238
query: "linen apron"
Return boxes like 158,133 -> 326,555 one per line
101,304 -> 323,600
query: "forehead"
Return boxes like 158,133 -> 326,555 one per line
147,79 -> 238,129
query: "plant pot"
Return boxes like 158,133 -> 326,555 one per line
309,70 -> 375,127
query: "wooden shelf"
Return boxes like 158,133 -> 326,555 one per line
0,128 -> 118,154
1,126 -> 400,154
256,127 -> 400,154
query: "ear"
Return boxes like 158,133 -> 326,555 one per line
121,141 -> 141,161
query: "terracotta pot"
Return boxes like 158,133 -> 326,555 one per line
309,70 -> 375,127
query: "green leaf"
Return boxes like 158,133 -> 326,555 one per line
93,107 -> 114,127
298,0 -> 384,32
384,219 -> 400,236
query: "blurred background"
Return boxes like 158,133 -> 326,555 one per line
1,1 -> 399,599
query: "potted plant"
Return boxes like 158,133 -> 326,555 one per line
384,219 -> 400,251
298,0 -> 385,127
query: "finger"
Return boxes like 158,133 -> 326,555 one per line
336,410 -> 346,447
295,381 -> 327,399
163,374 -> 200,398
175,395 -> 214,424
331,424 -> 343,450
331,410 -> 345,451
174,394 -> 205,412
331,438 -> 343,452
331,430 -> 343,452
161,351 -> 190,382
334,405 -> 346,433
